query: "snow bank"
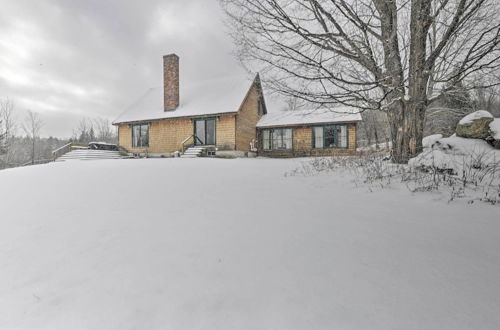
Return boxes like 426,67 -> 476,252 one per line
490,118 -> 500,140
0,159 -> 499,329
458,110 -> 493,125
409,134 -> 500,174
422,134 -> 443,148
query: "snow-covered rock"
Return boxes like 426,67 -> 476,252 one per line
409,134 -> 500,174
458,110 -> 493,125
491,119 -> 500,139
456,110 -> 494,139
487,118 -> 500,149
422,134 -> 443,148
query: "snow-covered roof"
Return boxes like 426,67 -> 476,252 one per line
113,75 -> 255,124
256,107 -> 362,128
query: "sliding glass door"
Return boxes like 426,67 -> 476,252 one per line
194,118 -> 216,145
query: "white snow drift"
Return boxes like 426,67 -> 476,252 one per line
0,158 -> 499,329
409,134 -> 500,175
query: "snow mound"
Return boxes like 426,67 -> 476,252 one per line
458,110 -> 493,125
490,118 -> 500,140
409,134 -> 500,173
422,134 -> 443,148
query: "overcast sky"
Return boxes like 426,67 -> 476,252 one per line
0,0 -> 246,137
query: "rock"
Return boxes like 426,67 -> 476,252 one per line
422,134 -> 443,148
487,118 -> 500,149
456,110 -> 494,139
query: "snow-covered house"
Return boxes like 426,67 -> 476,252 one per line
113,54 -> 267,157
256,108 -> 362,157
113,54 -> 361,157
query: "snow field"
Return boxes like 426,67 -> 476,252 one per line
0,158 -> 499,329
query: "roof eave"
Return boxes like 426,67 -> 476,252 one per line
113,111 -> 239,125
256,119 -> 362,129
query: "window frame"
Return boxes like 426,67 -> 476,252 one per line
193,117 -> 217,146
262,127 -> 293,151
312,124 -> 349,149
131,123 -> 150,148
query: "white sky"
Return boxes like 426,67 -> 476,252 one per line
0,0 -> 245,138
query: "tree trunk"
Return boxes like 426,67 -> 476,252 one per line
372,116 -> 379,149
388,101 -> 425,164
365,126 -> 372,148
31,138 -> 35,165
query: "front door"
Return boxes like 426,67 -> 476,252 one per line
194,118 -> 216,145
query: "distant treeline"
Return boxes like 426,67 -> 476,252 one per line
0,98 -> 117,170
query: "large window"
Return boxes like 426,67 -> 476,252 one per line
132,124 -> 149,148
313,125 -> 348,149
262,128 -> 292,150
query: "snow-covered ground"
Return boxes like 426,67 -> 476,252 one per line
0,158 -> 499,329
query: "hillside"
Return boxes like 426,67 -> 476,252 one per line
0,158 -> 499,329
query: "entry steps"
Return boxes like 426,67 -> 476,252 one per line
56,149 -> 125,161
181,146 -> 207,158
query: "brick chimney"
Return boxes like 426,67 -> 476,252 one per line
163,54 -> 179,111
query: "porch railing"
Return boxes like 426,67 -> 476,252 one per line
180,135 -> 204,154
51,142 -> 88,161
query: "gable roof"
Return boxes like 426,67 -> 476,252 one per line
113,74 -> 256,125
256,107 -> 362,128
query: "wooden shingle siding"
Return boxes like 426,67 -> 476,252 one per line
235,84 -> 262,152
118,114 -> 237,154
216,115 -> 237,150
258,124 -> 358,157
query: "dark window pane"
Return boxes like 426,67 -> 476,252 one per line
132,126 -> 139,147
263,130 -> 270,150
339,125 -> 347,148
271,129 -> 280,149
195,120 -> 205,145
206,119 -> 215,145
132,124 -> 149,148
313,127 -> 323,148
324,126 -> 336,148
141,125 -> 148,147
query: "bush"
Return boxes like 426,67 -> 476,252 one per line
287,154 -> 500,205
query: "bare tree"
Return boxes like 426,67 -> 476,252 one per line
0,121 -> 6,156
0,99 -> 16,138
71,117 -> 116,144
23,111 -> 44,165
221,0 -> 500,163
93,117 -> 116,143
359,110 -> 390,148
473,84 -> 500,116
71,118 -> 93,143
0,99 -> 17,166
